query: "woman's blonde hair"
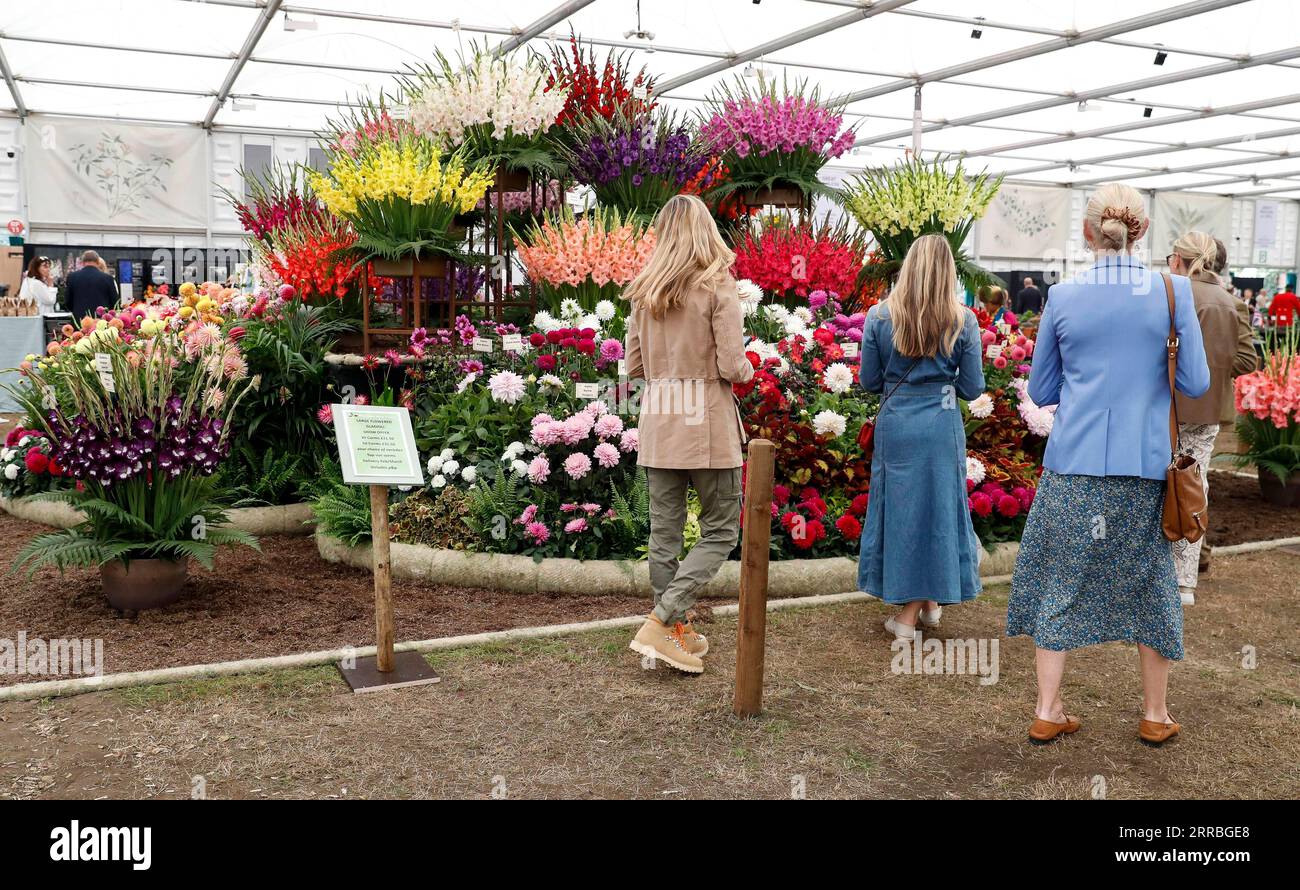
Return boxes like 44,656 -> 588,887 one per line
977,284 -> 1007,307
1085,182 -> 1148,252
889,233 -> 964,358
1171,230 -> 1218,278
623,194 -> 735,317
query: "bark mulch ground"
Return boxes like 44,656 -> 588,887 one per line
0,513 -> 651,686
1206,470 -> 1300,545
0,548 -> 1296,799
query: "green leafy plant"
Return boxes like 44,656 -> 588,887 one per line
307,459 -> 373,545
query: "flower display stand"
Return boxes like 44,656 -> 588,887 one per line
362,256 -> 451,354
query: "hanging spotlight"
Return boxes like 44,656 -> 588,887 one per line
971,16 -> 984,39
1143,106 -> 1153,118
1153,46 -> 1168,65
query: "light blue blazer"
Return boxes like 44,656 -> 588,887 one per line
1028,256 -> 1211,481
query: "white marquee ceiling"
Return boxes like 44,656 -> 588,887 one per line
1,0 -> 1298,198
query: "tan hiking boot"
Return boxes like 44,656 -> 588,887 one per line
629,616 -> 704,673
680,621 -> 708,656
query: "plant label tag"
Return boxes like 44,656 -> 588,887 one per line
502,333 -> 523,352
997,322 -> 1012,336
632,85 -> 648,100
391,104 -> 410,121
617,359 -> 627,377
332,404 -> 425,487
98,371 -> 116,393
842,342 -> 859,358
575,382 -> 600,400
986,344 -> 1003,359
94,353 -> 112,373
472,337 -> 494,353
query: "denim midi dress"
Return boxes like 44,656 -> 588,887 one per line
857,304 -> 985,604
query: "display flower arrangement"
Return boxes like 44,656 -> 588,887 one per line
681,156 -> 759,231
307,127 -> 494,260
962,307 -> 1047,543
734,293 -> 875,558
256,215 -> 383,317
545,34 -> 656,131
842,156 -> 1002,292
5,321 -> 260,595
0,427 -> 65,499
731,219 -> 872,307
1232,331 -> 1300,504
557,107 -> 708,218
514,206 -> 655,314
222,164 -> 329,246
698,75 -> 856,203
405,45 -> 567,180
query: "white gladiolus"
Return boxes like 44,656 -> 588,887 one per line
408,52 -> 566,145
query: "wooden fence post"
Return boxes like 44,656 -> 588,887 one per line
370,483 -> 394,673
734,438 -> 774,718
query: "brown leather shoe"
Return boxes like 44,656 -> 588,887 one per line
1139,715 -> 1181,746
1028,714 -> 1081,745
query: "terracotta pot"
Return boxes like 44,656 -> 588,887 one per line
741,186 -> 805,208
101,558 -> 188,611
1258,471 -> 1300,507
492,167 -> 530,193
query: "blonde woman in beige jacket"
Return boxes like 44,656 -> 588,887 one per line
625,194 -> 754,674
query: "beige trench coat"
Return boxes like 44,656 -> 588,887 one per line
625,275 -> 755,469
1174,271 -> 1258,425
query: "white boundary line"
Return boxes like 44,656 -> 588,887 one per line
0,541 -> 1291,703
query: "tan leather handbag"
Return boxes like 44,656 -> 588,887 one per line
1160,273 -> 1208,543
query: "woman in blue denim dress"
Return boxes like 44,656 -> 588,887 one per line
858,234 -> 985,640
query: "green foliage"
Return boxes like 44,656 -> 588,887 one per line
1233,413 -> 1300,483
220,448 -> 313,507
10,477 -> 260,577
464,471 -> 527,550
307,459 -> 374,546
391,487 -> 473,548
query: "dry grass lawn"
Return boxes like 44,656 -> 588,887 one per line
1,549 -> 1297,800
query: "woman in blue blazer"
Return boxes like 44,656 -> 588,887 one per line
1006,183 -> 1210,747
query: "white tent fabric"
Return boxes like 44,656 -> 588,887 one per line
1,0 -> 1298,198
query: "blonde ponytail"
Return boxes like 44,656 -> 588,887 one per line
1171,230 -> 1218,277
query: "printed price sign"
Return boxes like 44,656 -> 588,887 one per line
502,333 -> 523,352
472,337 -> 494,353
94,353 -> 115,393
332,404 -> 425,486
575,382 -> 600,400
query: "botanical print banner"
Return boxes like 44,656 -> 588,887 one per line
1150,191 -> 1233,256
23,116 -> 206,229
977,184 -> 1071,259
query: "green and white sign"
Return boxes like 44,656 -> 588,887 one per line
332,404 -> 425,487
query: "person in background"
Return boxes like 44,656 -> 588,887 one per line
1167,232 -> 1258,605
623,194 -> 754,675
1014,276 -> 1044,315
1269,283 -> 1299,334
1006,182 -> 1209,747
64,250 -> 120,320
858,233 -> 985,641
17,255 -> 58,313
978,284 -> 1010,324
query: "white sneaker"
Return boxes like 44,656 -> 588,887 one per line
1179,587 -> 1195,606
884,616 -> 917,641
919,606 -> 942,628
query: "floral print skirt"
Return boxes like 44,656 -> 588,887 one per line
1006,470 -> 1183,660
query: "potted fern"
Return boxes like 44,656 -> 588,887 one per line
5,312 -> 261,610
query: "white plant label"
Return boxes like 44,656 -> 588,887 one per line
617,359 -> 627,377
502,333 -> 523,352
575,382 -> 600,400
94,353 -> 116,393
986,344 -> 1003,359
472,337 -> 494,353
842,342 -> 859,358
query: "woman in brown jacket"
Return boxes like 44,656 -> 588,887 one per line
624,194 -> 754,674
1167,230 -> 1258,605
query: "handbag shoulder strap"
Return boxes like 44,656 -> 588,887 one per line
1162,272 -> 1181,455
879,356 -> 921,410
